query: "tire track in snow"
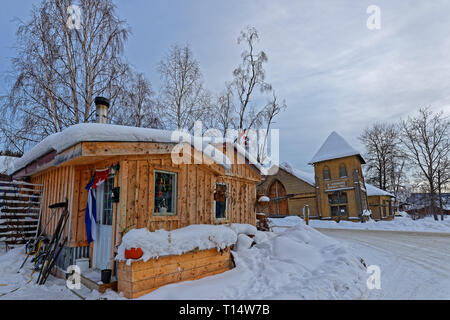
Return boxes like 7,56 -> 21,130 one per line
318,229 -> 450,299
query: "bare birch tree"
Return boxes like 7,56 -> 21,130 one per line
2,0 -> 130,153
213,83 -> 237,134
232,26 -> 272,133
113,71 -> 160,128
258,91 -> 287,163
437,157 -> 450,220
157,44 -> 211,131
359,123 -> 402,189
399,108 -> 450,221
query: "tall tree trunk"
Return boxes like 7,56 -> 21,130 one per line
438,170 -> 444,221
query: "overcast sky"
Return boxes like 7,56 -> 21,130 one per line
1,1 -> 449,171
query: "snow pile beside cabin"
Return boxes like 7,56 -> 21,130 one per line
13,123 -> 231,172
116,225 -> 238,263
0,246 -> 80,300
229,223 -> 257,236
139,222 -> 367,300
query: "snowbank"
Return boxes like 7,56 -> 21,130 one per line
229,223 -> 257,236
269,215 -> 450,233
116,225 -> 238,264
139,223 -> 368,300
0,246 -> 79,300
234,234 -> 254,251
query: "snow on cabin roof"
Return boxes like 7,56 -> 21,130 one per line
13,123 -> 231,173
365,183 -> 394,197
280,163 -> 315,186
308,131 -> 365,165
0,156 -> 17,175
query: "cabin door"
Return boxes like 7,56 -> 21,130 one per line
94,177 -> 114,270
268,180 -> 288,215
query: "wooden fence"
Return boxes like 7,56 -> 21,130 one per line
0,180 -> 43,250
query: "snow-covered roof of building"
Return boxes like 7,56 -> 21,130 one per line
365,183 -> 394,197
308,131 -> 365,165
280,163 -> 315,186
13,123 -> 231,173
0,156 -> 17,175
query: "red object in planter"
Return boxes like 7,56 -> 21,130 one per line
125,247 -> 143,260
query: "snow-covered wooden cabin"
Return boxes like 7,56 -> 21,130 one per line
9,98 -> 261,296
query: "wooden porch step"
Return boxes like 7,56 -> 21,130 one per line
80,274 -> 118,293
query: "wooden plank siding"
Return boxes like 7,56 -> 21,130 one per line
28,143 -> 260,253
30,166 -> 75,240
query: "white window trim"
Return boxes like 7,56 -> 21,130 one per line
96,176 -> 114,225
154,170 -> 178,216
214,183 -> 228,221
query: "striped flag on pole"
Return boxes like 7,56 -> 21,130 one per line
85,168 -> 109,243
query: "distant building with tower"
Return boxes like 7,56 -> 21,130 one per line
257,131 -> 395,221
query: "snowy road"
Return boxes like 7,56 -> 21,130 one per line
317,228 -> 450,300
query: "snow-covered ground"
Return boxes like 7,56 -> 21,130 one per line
0,223 -> 368,300
269,215 -> 450,233
319,229 -> 450,299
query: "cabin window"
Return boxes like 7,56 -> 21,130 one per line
328,191 -> 348,216
214,183 -> 228,220
382,200 -> 387,217
323,166 -> 331,180
339,164 -> 347,178
97,176 -> 114,226
154,170 -> 177,216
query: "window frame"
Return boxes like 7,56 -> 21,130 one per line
153,169 -> 178,216
323,166 -> 331,180
328,191 -> 348,217
96,175 -> 114,226
339,164 -> 348,178
214,182 -> 229,221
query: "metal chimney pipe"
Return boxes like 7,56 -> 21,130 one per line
94,97 -> 110,124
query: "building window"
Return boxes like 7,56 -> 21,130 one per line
339,164 -> 347,178
323,166 -> 331,180
97,176 -> 114,225
382,200 -> 387,217
154,170 -> 177,216
328,191 -> 348,216
214,183 -> 228,219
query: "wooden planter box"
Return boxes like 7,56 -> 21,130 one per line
117,247 -> 233,299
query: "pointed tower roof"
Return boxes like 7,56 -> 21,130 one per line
308,131 -> 365,165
